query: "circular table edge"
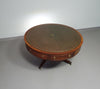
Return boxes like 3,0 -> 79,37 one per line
24,24 -> 83,61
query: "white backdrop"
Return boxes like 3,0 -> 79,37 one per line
0,0 -> 100,38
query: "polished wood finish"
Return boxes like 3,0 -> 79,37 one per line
24,24 -> 83,68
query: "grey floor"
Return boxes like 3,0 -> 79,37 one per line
0,27 -> 100,89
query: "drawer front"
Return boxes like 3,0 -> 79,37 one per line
26,44 -> 80,61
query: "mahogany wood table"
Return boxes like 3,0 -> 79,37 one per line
24,24 -> 83,69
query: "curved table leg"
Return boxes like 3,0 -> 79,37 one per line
39,60 -> 46,69
39,59 -> 71,69
64,60 -> 72,65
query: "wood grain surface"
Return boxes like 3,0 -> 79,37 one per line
24,24 -> 83,61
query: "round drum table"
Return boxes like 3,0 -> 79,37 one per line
24,24 -> 83,69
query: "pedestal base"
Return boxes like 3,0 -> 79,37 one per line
39,59 -> 72,69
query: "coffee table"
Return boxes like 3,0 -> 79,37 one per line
24,24 -> 83,69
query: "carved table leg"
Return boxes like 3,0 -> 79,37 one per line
63,60 -> 72,65
39,60 -> 46,69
